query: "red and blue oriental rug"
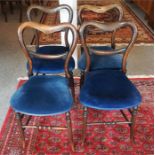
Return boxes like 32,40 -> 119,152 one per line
0,78 -> 153,154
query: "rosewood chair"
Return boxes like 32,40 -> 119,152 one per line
78,4 -> 124,71
27,4 -> 74,75
10,22 -> 78,151
79,21 -> 142,145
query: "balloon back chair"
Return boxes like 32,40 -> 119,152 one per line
79,21 -> 142,146
26,4 -> 74,75
78,4 -> 125,71
10,22 -> 78,151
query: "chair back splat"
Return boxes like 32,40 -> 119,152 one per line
79,21 -> 138,73
78,4 -> 124,49
25,5 -> 75,75
78,4 -> 123,24
18,22 -> 78,78
27,4 -> 73,49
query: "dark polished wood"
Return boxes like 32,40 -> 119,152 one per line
79,21 -> 138,73
82,107 -> 88,146
18,21 -> 78,79
79,21 -> 138,146
66,112 -> 74,151
16,113 -> 25,148
16,21 -> 78,151
78,4 -> 124,24
78,4 -> 124,49
130,107 -> 138,143
27,4 -> 73,50
0,1 -> 8,22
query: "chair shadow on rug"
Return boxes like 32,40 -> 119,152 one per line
10,21 -> 78,151
79,21 -> 142,146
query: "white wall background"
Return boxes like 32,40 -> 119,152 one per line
59,0 -> 78,68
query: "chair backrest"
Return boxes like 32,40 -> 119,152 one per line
18,22 -> 78,78
78,4 -> 124,49
78,4 -> 123,24
79,21 -> 138,73
27,4 -> 73,49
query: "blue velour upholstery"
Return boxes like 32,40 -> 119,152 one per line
78,46 -> 123,71
27,46 -> 75,74
80,70 -> 141,110
10,75 -> 73,116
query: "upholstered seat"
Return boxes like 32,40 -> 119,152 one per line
80,70 -> 141,110
29,46 -> 75,74
79,46 -> 123,71
10,75 -> 73,116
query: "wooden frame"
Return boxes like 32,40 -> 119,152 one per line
16,21 -> 78,151
79,21 -> 138,146
82,107 -> 138,145
18,21 -> 77,79
78,4 -> 123,24
79,21 -> 138,73
27,4 -> 73,49
78,4 -> 124,49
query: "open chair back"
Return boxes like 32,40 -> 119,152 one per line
78,4 -> 123,24
78,4 -> 124,49
18,21 -> 78,77
79,21 -> 138,73
27,4 -> 73,49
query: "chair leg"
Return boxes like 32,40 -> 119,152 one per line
16,113 -> 25,148
80,72 -> 85,89
19,2 -> 23,23
82,107 -> 88,146
65,112 -> 74,151
130,107 -> 138,143
1,1 -> 7,22
24,115 -> 32,128
69,75 -> 76,106
17,1 -> 23,22
9,1 -> 13,14
40,0 -> 43,5
25,0 -> 31,6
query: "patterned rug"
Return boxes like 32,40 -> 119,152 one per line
33,0 -> 154,46
0,78 -> 153,154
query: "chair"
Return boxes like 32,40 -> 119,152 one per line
79,21 -> 142,145
78,4 -> 124,71
27,4 -> 74,75
10,21 -> 78,151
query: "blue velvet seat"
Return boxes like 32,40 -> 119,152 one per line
28,46 -> 75,74
80,70 -> 142,110
10,75 -> 73,116
78,46 -> 123,71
